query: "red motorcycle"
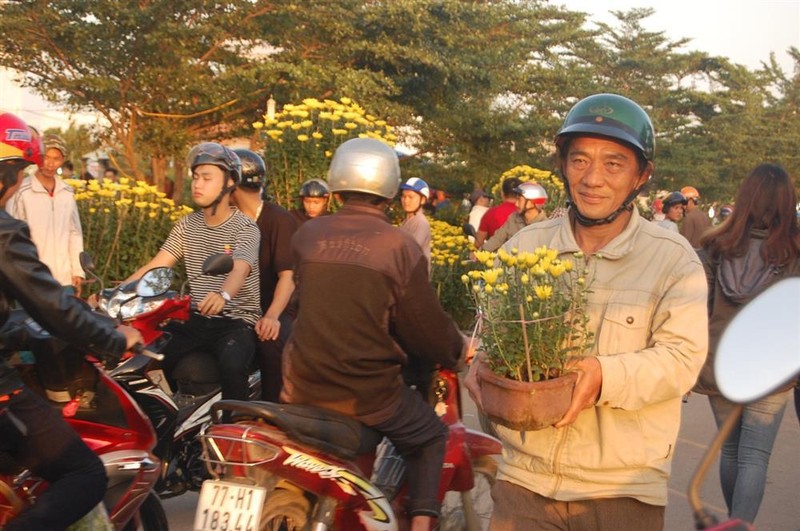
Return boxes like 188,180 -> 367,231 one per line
83,252 -> 261,498
0,311 -> 166,530
194,368 -> 501,531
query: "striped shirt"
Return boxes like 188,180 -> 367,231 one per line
161,209 -> 261,325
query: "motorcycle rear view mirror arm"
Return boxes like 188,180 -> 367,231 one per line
80,251 -> 104,291
180,253 -> 234,295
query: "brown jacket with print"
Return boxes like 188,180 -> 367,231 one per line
281,201 -> 464,425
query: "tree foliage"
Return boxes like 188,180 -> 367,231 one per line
0,1 -> 797,204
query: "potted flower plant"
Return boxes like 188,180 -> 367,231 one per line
464,246 -> 593,430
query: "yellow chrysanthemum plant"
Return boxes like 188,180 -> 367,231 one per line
429,219 -> 475,327
253,97 -> 397,210
463,246 -> 594,382
490,165 -> 566,216
67,177 -> 193,285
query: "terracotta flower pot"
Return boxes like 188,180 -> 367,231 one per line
476,356 -> 578,431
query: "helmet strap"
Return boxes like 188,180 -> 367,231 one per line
207,178 -> 236,216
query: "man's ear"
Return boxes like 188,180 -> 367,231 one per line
637,162 -> 654,188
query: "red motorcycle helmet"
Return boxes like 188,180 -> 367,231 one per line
0,112 -> 43,199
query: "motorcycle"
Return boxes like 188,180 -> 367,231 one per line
0,310 -> 167,530
688,277 -> 800,530
81,252 -> 262,498
194,366 -> 501,531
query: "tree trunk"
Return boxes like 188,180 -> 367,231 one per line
172,159 -> 185,204
150,155 -> 167,189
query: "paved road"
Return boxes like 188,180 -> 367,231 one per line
163,390 -> 800,530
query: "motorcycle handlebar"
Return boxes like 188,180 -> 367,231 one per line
131,343 -> 165,361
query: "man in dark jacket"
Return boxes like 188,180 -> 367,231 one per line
281,138 -> 471,531
0,112 -> 141,530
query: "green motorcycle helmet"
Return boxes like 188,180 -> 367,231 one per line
556,93 -> 655,161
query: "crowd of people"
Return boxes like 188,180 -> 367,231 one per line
1,87 -> 798,530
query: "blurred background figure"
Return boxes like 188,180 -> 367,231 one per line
655,191 -> 687,233
290,178 -> 330,225
474,176 -> 521,249
465,188 -> 490,244
103,167 -> 119,183
693,163 -> 799,526
718,204 -> 734,224
482,181 -> 547,252
680,185 -> 711,247
399,177 -> 431,275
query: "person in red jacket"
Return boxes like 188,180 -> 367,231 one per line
474,176 -> 521,249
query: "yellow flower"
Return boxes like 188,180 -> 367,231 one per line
340,97 -> 352,105
344,122 -> 357,130
332,129 -> 347,136
134,201 -> 148,208
474,250 -> 494,264
534,285 -> 553,300
312,132 -> 323,139
480,268 -> 502,285
252,122 -> 264,129
297,134 -> 309,142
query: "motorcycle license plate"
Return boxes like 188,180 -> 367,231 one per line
194,480 -> 266,531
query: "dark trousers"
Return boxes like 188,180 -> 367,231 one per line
489,480 -> 665,531
0,386 -> 107,530
256,312 -> 292,402
371,385 -> 448,518
162,313 -> 256,401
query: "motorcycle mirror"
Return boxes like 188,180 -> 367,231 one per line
136,267 -> 175,297
462,222 -> 477,238
715,277 -> 800,404
202,254 -> 234,276
79,251 -> 96,273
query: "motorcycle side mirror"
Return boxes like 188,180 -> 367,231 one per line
715,277 -> 800,403
136,267 -> 175,297
80,251 -> 104,291
80,251 -> 96,273
462,222 -> 477,238
202,254 -> 234,276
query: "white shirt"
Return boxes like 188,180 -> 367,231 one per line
8,175 -> 84,286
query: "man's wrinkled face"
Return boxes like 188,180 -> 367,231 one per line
563,136 -> 650,221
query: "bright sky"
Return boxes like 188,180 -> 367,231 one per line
560,0 -> 799,72
2,1 -> 798,130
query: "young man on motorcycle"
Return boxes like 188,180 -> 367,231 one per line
0,111 -> 142,530
281,138 -> 473,531
128,142 -> 261,401
230,148 -> 297,402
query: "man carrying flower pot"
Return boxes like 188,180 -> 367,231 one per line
466,93 -> 708,530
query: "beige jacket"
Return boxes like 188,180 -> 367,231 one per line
7,175 -> 84,286
496,208 -> 708,506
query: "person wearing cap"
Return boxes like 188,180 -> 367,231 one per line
127,142 -> 261,401
282,138 -> 472,530
7,133 -> 85,295
399,177 -> 432,275
474,176 -> 522,249
655,191 -> 688,233
679,185 -> 711,248
466,94 -> 707,529
231,148 -> 297,402
466,189 -> 491,243
481,181 -> 548,252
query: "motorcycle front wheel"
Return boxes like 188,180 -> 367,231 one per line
439,456 -> 497,531
122,491 -> 168,531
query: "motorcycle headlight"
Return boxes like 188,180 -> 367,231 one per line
119,297 -> 167,321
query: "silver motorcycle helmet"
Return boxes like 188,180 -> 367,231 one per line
327,138 -> 400,200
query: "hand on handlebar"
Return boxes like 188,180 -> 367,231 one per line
197,291 -> 226,316
117,324 -> 143,350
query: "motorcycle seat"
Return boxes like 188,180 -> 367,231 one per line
211,400 -> 382,461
